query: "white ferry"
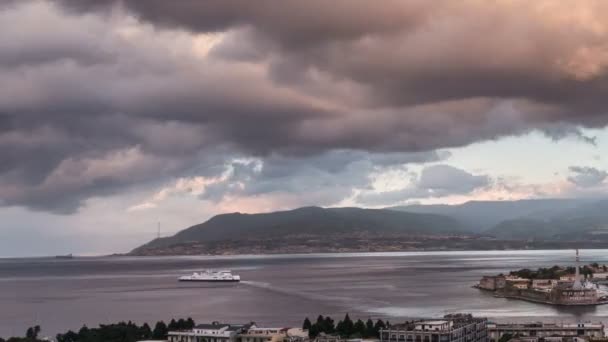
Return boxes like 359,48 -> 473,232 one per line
178,270 -> 241,282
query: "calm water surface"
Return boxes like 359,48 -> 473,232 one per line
2,250 -> 608,338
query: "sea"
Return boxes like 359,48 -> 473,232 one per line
2,249 -> 608,339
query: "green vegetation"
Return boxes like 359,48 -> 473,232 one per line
498,333 -> 513,342
0,325 -> 43,342
303,314 -> 388,338
509,264 -> 596,280
1,318 -> 194,342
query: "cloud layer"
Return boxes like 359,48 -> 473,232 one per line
2,1 -> 608,213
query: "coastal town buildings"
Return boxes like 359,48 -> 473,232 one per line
315,333 -> 378,342
476,250 -> 608,306
239,327 -> 308,342
487,322 -> 605,342
478,276 -> 506,291
167,323 -> 307,342
168,322 -> 252,342
380,314 -> 487,342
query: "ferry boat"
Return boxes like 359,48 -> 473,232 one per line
178,270 -> 241,282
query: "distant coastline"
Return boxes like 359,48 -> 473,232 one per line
128,240 -> 608,257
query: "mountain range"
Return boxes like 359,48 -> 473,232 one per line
131,198 -> 608,255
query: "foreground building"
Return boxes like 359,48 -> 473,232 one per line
168,322 -> 252,342
238,327 -> 308,342
380,314 -> 487,342
487,322 -> 605,342
168,322 -> 307,342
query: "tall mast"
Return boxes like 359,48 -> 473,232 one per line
157,222 -> 161,240
573,248 -> 582,289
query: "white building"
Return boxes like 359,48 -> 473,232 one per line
381,314 -> 487,342
168,322 -> 252,342
239,327 -> 308,342
487,322 -> 604,342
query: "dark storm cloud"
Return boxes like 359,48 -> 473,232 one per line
53,0 -> 608,113
568,166 -> 608,188
3,1 -> 608,213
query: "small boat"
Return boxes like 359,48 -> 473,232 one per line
178,270 -> 241,282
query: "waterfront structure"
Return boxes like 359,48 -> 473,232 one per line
487,322 -> 605,342
477,250 -> 608,306
505,278 -> 530,290
479,276 -> 506,291
380,314 -> 487,342
168,322 -> 252,342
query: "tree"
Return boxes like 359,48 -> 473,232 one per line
499,334 -> 513,342
177,319 -> 185,330
316,315 -> 325,333
374,319 -> 386,337
337,314 -> 354,337
303,317 -> 312,331
153,321 -> 168,339
186,318 -> 196,330
168,319 -> 178,331
25,328 -> 34,339
353,319 -> 366,337
141,323 -> 152,339
365,318 -> 375,338
309,324 -> 320,338
323,316 -> 335,334
56,330 -> 79,342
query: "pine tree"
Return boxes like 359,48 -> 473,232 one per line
141,323 -> 152,339
354,319 -> 366,337
324,316 -> 335,334
316,315 -> 326,333
303,317 -> 312,331
336,320 -> 345,336
168,319 -> 178,331
340,314 -> 354,337
374,319 -> 386,336
153,321 -> 168,339
309,324 -> 320,338
365,318 -> 375,338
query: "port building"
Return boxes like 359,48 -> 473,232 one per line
380,314 -> 487,342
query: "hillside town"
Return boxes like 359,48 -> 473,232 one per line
476,250 -> 608,305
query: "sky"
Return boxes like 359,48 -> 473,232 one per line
2,1 -> 608,257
